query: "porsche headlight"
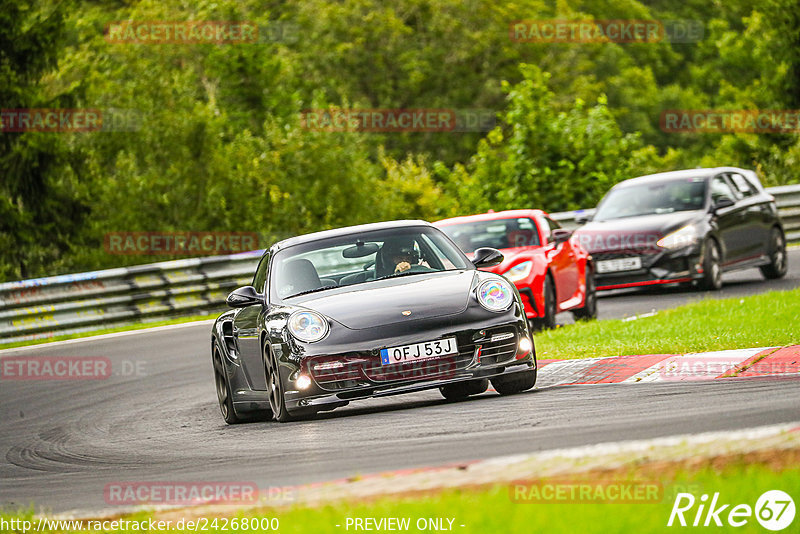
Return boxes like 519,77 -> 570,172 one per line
657,224 -> 700,249
503,261 -> 532,283
477,279 -> 514,312
288,310 -> 329,343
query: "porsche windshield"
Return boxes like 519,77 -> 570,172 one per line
270,227 -> 471,301
593,178 -> 708,221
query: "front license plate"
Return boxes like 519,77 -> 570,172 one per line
597,257 -> 642,273
380,337 -> 458,365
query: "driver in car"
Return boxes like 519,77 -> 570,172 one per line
383,238 -> 419,274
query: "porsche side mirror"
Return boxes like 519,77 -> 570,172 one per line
551,229 -> 573,244
472,247 -> 504,268
226,286 -> 263,308
712,197 -> 735,212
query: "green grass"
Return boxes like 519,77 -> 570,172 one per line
537,287 -> 800,360
0,313 -> 219,350
2,460 -> 797,533
268,463 -> 798,534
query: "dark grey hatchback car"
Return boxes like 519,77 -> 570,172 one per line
573,168 -> 787,291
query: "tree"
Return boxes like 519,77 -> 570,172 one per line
0,0 -> 89,280
446,64 -> 664,214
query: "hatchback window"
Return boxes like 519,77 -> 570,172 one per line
594,179 -> 707,221
711,176 -> 737,203
729,173 -> 755,198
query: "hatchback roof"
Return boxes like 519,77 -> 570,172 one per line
614,167 -> 750,188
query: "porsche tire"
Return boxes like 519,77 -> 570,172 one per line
214,346 -> 248,424
439,379 -> 489,400
492,368 -> 537,395
264,340 -> 294,423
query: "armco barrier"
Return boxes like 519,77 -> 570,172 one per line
0,251 -> 263,345
1,185 -> 798,346
768,184 -> 800,243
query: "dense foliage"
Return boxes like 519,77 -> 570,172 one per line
1,0 -> 799,280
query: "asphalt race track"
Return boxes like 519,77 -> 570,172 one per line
1,248 -> 799,514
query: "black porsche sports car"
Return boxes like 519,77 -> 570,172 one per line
573,167 -> 787,291
211,220 -> 537,423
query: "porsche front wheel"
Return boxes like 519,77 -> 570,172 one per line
213,346 -> 244,424
263,340 -> 294,423
439,379 -> 489,400
492,368 -> 537,395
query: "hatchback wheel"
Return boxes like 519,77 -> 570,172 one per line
760,227 -> 788,279
699,239 -> 722,290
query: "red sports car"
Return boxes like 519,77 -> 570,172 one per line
435,210 -> 596,329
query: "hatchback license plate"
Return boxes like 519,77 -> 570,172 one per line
380,337 -> 458,365
597,257 -> 642,273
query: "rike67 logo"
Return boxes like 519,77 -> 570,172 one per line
668,490 -> 795,530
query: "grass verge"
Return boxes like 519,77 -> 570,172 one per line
3,451 -> 797,533
538,287 -> 800,360
266,459 -> 797,534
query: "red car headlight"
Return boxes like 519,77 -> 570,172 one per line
503,261 -> 533,283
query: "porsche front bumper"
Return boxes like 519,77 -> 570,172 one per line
278,314 -> 535,414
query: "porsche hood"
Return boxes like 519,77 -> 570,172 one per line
292,270 -> 477,330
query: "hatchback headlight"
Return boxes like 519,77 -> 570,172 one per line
288,310 -> 329,343
657,224 -> 700,249
503,261 -> 532,283
477,279 -> 515,312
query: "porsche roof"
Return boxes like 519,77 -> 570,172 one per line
271,220 -> 434,251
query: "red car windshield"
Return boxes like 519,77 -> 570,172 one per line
440,217 -> 540,253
